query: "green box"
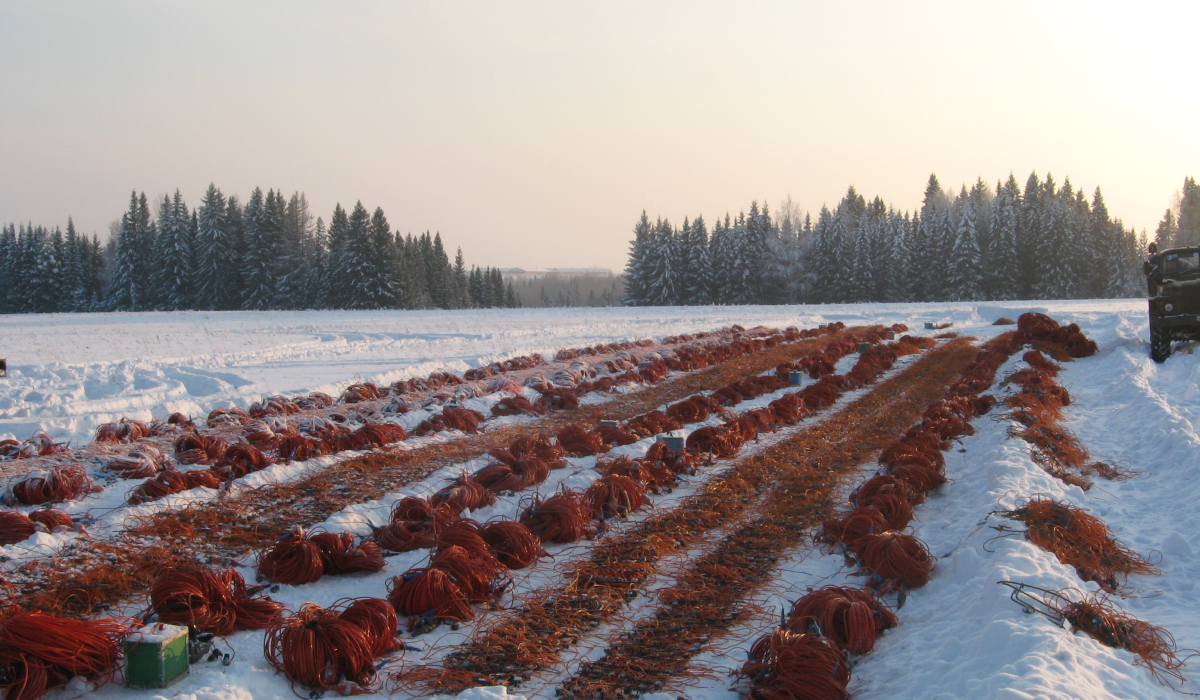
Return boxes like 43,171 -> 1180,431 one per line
857,342 -> 871,353
125,624 -> 189,689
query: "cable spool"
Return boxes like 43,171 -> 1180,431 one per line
27,509 -> 71,532
434,519 -> 492,560
584,474 -> 647,519
0,611 -> 137,700
519,490 -> 594,544
309,532 -> 385,575
374,519 -> 440,552
151,567 -> 285,636
387,567 -> 474,623
212,443 -> 273,479
867,494 -> 913,531
0,511 -> 37,545
817,507 -> 889,550
856,532 -> 934,589
336,598 -> 401,657
555,424 -> 608,457
263,603 -> 379,691
173,433 -> 228,464
740,628 -> 850,700
258,528 -> 326,585
429,545 -> 505,603
481,519 -> 543,569
11,466 -> 94,505
787,586 -> 897,656
430,475 -> 495,514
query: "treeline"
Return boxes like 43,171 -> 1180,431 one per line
623,172 -> 1147,306
1154,176 -> 1200,248
510,273 -> 625,308
1,185 -> 519,314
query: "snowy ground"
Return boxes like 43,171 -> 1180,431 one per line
5,300 -> 1199,700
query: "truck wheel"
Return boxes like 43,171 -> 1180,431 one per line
1150,325 -> 1172,363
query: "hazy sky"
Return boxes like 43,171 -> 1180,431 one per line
2,2 -> 1196,272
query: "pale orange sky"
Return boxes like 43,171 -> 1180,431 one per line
1,1 -> 1196,272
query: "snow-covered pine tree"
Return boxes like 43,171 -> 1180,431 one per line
322,204 -> 349,308
153,190 -> 194,310
986,175 -> 1021,300
340,202 -> 375,309
240,188 -> 275,310
1018,172 -> 1042,297
847,216 -> 873,302
450,248 -> 470,309
947,200 -> 983,301
646,218 -> 676,306
107,192 -> 141,311
1085,187 -> 1113,299
685,214 -> 711,305
621,211 -> 653,306
1177,177 -> 1200,246
1156,209 -> 1178,249
355,207 -> 394,308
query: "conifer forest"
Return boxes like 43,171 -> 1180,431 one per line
622,173 -> 1200,306
0,185 -> 519,314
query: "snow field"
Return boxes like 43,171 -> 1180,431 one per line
5,299 -> 1196,700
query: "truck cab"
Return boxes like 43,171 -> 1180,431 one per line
1144,245 -> 1200,362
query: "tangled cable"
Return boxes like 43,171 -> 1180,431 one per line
126,468 -> 224,505
787,586 -> 898,656
739,628 -> 850,700
10,466 -> 94,505
258,527 -> 383,585
0,511 -> 38,545
519,489 -> 595,544
173,432 -> 229,464
1002,497 -> 1159,591
481,519 -> 544,569
855,532 -> 934,589
264,599 -> 399,693
151,566 -> 285,636
0,610 -> 138,700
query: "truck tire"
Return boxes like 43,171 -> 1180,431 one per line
1150,325 -> 1172,363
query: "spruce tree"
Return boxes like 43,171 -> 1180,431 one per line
241,188 -> 275,310
1177,177 -> 1200,246
685,214 -> 711,304
947,200 -> 983,301
1156,209 -> 1178,248
986,175 -> 1021,300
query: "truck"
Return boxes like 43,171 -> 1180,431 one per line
1144,243 -> 1200,362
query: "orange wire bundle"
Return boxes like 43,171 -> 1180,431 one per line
740,628 -> 850,700
212,442 -> 274,479
430,475 -> 496,514
435,519 -> 493,560
310,532 -> 386,575
173,432 -> 229,464
555,424 -> 608,456
257,527 -> 327,585
1060,591 -> 1187,685
519,489 -> 594,543
126,468 -> 225,505
387,567 -> 475,623
151,567 -> 285,636
1007,498 -> 1159,591
10,466 -> 94,505
27,508 -> 71,532
584,474 -> 647,518
856,532 -> 935,589
93,418 -> 150,443
264,602 -> 386,692
818,507 -> 889,550
0,610 -> 137,700
787,586 -> 897,656
0,511 -> 37,545
481,519 -> 544,569
336,598 -> 402,657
